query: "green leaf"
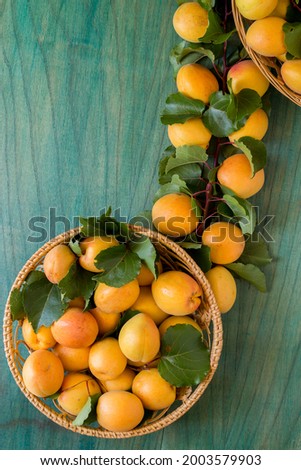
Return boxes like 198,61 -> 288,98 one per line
73,393 -> 101,426
160,92 -> 205,125
203,92 -> 236,137
201,10 -> 235,44
170,41 -> 215,74
225,262 -> 267,292
58,261 -> 96,309
167,145 -> 208,172
158,324 -> 210,387
22,273 -> 65,332
129,234 -> 157,278
223,194 -> 256,235
69,237 -> 82,256
239,238 -> 272,267
234,137 -> 267,175
283,22 -> 301,58
154,174 -> 191,201
231,89 -> 262,124
188,245 -> 212,272
80,208 -> 120,238
9,288 -> 25,321
93,245 -> 141,288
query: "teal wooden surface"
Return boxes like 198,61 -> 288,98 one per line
1,0 -> 300,450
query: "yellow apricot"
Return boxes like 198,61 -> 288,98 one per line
118,313 -> 160,363
132,368 -> 176,410
89,307 -> 121,336
270,0 -> 290,18
281,60 -> 301,95
22,350 -> 64,397
246,17 -> 287,57
152,193 -> 199,237
94,279 -> 140,314
176,63 -> 219,104
168,118 -> 212,149
173,2 -> 209,43
228,109 -> 269,141
205,266 -> 237,314
101,367 -> 136,392
43,245 -> 76,284
152,270 -> 202,316
137,259 -> 163,286
217,153 -> 265,199
130,286 -> 169,325
57,373 -> 101,416
89,338 -> 127,381
235,0 -> 277,20
51,308 -> 99,348
68,296 -> 85,309
79,236 -> 119,273
202,222 -> 245,264
159,315 -> 202,337
96,391 -> 144,432
227,59 -> 269,96
53,344 -> 90,371
22,318 -> 56,351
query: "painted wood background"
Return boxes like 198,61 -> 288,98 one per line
1,0 -> 300,450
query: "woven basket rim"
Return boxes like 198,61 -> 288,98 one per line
3,226 -> 223,438
231,0 -> 301,107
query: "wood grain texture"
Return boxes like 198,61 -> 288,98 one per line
1,0 -> 300,450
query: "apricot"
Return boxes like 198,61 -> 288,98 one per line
235,0 -> 277,20
22,350 -> 64,397
152,270 -> 202,316
51,307 -> 99,348
89,307 -> 121,336
22,318 -> 56,350
228,109 -> 269,141
53,344 -> 90,371
281,60 -> 301,95
173,2 -> 209,43
159,315 -> 202,337
68,296 -> 85,309
130,286 -> 169,325
101,367 -> 136,392
270,0 -> 290,18
152,193 -> 199,237
96,391 -> 144,432
176,63 -> 219,104
246,17 -> 287,57
137,259 -> 163,286
132,368 -> 176,410
168,118 -> 212,149
43,245 -> 76,284
118,313 -> 160,363
94,279 -> 140,314
205,266 -> 237,314
217,153 -> 265,199
227,60 -> 269,97
202,222 -> 245,264
79,236 -> 119,273
89,337 -> 127,381
57,372 -> 101,416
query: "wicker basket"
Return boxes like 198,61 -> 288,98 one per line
3,226 -> 223,438
232,0 -> 301,107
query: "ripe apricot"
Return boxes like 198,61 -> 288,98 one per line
89,337 -> 127,381
217,153 -> 265,199
205,266 -> 237,313
53,344 -> 90,371
101,367 -> 136,392
158,315 -> 202,337
118,313 -> 160,363
51,307 -> 99,348
79,236 -> 119,273
94,279 -> 140,314
130,286 -> 169,325
152,270 -> 202,316
43,245 -> 76,284
96,391 -> 144,432
22,318 -> 56,350
235,0 -> 277,20
176,63 -> 219,104
281,60 -> 301,95
246,17 -> 287,57
168,118 -> 212,149
68,296 -> 85,309
173,2 -> 209,43
270,0 -> 289,18
228,109 -> 269,141
202,222 -> 245,264
227,60 -> 269,97
132,368 -> 176,410
137,259 -> 163,286
22,350 -> 64,397
152,193 -> 199,237
57,372 -> 101,416
89,307 -> 121,336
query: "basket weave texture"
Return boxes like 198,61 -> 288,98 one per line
3,226 -> 223,438
232,0 -> 301,107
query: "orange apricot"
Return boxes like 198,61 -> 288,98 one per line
22,350 -> 64,397
159,315 -> 201,337
22,317 -> 56,350
202,222 -> 245,264
79,236 -> 119,273
89,337 -> 127,381
176,63 -> 219,104
136,259 -> 163,286
168,118 -> 212,149
89,307 -> 121,336
96,391 -> 144,432
246,17 -> 287,57
205,266 -> 237,313
130,286 -> 169,325
43,245 -> 76,284
228,109 -> 269,141
51,307 -> 99,348
132,368 -> 176,410
235,0 -> 277,20
100,367 -> 136,392
53,344 -> 90,371
173,2 -> 209,43
94,279 -> 140,314
57,372 -> 101,416
227,60 -> 269,97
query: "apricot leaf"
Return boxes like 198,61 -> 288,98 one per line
188,245 -> 212,273
201,10 -> 235,44
225,262 -> 267,292
58,261 -> 96,308
159,324 -> 210,387
73,393 -> 101,427
154,174 -> 191,201
283,23 -> 301,58
9,288 -> 25,321
222,194 -> 256,235
203,92 -> 236,137
160,92 -> 205,125
80,208 -> 120,238
234,137 -> 267,175
170,41 -> 216,74
239,238 -> 272,267
129,234 -> 157,278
